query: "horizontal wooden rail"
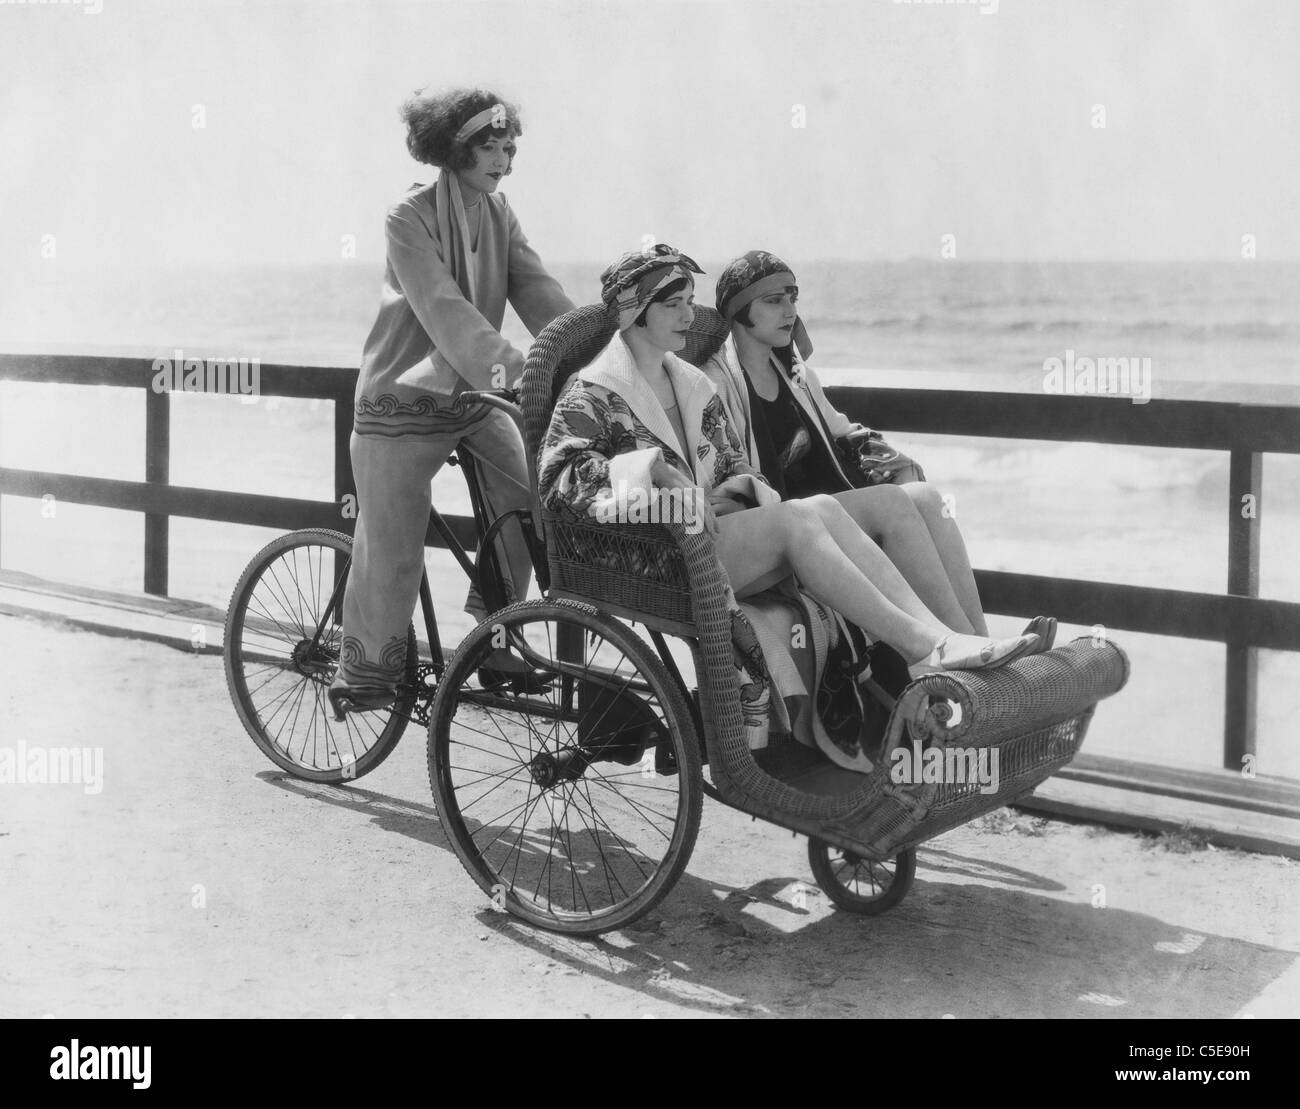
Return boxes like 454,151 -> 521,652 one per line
0,354 -> 355,397
1059,753 -> 1300,821
0,468 -> 480,550
828,386 -> 1300,454
975,570 -> 1300,652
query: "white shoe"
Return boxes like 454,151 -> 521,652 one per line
915,632 -> 1039,674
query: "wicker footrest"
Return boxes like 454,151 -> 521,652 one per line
712,638 -> 1129,861
823,637 -> 1129,858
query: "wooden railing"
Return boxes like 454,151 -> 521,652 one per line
3,353 -> 1299,788
0,355 -> 479,592
828,385 -> 1300,774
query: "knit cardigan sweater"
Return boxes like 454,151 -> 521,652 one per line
354,181 -> 574,437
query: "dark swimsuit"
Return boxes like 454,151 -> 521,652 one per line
744,353 -> 848,500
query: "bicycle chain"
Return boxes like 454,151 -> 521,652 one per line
405,662 -> 442,727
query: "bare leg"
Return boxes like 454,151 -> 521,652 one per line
715,498 -> 1035,670
829,484 -> 976,633
715,498 -> 946,662
797,494 -> 972,629
899,482 -> 988,635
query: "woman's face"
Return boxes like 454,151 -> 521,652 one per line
455,134 -> 516,195
641,280 -> 696,352
742,286 -> 799,348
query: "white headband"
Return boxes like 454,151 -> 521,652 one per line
454,105 -> 506,144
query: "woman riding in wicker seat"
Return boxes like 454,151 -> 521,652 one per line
703,249 -> 1056,654
537,246 -> 1043,696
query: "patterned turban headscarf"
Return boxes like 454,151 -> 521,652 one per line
600,244 -> 704,331
715,249 -> 813,358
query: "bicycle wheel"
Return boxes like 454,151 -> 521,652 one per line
224,528 -> 418,782
428,598 -> 702,935
808,837 -> 915,915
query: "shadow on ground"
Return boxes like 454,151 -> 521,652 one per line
263,772 -> 1294,1018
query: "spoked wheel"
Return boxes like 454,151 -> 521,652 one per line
808,837 -> 915,915
224,528 -> 418,782
428,598 -> 702,935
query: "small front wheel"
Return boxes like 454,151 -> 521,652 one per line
808,837 -> 915,915
428,598 -> 702,935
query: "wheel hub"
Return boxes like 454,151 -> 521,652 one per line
528,747 -> 590,789
292,638 -> 337,676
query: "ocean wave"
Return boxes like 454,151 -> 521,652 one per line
901,441 -> 1224,492
809,313 -> 1297,342
1113,319 -> 1296,341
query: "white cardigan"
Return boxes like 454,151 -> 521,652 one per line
701,335 -> 865,489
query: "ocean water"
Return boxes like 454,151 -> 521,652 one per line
2,261 -> 1298,776
5,259 -> 1299,387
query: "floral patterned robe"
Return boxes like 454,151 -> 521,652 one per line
537,333 -> 780,742
537,333 -> 878,771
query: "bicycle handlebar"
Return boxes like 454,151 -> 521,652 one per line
457,388 -> 525,434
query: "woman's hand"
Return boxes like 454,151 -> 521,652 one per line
693,496 -> 720,541
707,491 -> 748,517
650,455 -> 694,491
658,485 -> 718,539
777,426 -> 812,470
647,457 -> 720,538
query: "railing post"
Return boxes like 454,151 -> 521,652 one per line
1224,448 -> 1261,771
333,386 -> 354,516
333,387 -> 354,583
143,385 -> 170,595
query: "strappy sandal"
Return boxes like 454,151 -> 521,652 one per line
1021,616 -> 1058,653
923,632 -> 1040,673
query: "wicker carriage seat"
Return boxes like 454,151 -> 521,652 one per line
522,304 -> 1129,862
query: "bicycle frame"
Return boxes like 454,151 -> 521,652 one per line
305,391 -> 538,691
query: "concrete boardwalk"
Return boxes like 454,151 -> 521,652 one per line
2,608 -> 1298,1018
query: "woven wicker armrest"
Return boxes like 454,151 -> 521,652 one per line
543,503 -> 766,798
880,637 -> 1130,754
813,637 -> 1131,858
541,508 -> 701,625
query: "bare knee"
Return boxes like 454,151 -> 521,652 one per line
873,483 -> 914,514
902,481 -> 946,518
805,492 -> 856,526
858,483 -> 920,540
776,497 -> 832,543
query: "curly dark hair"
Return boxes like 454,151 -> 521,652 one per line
399,87 -> 523,170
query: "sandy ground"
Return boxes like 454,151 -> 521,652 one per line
1,611 -> 1297,1019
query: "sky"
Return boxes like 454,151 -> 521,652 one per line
1,0 -> 1298,270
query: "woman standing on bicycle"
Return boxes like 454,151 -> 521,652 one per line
332,88 -> 574,710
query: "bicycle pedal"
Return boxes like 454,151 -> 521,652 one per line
327,688 -> 353,721
328,687 -> 393,720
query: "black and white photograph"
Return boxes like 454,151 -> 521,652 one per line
0,0 -> 1296,1046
